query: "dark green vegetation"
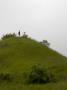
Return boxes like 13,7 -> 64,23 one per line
24,65 -> 55,84
0,35 -> 67,90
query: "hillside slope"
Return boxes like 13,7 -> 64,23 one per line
0,37 -> 67,90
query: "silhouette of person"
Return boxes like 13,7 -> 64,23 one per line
18,30 -> 20,36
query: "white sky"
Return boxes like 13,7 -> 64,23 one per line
0,0 -> 67,56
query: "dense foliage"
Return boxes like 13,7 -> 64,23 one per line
2,33 -> 16,40
24,65 -> 55,84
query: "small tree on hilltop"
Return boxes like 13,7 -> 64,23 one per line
2,33 -> 16,40
40,40 -> 50,47
22,32 -> 28,38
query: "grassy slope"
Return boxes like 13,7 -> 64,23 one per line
0,37 -> 67,90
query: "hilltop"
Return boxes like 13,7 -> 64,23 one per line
0,36 -> 67,90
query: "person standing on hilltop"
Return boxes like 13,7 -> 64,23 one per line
18,30 -> 20,36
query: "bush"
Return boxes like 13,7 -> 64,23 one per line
40,40 -> 50,47
2,33 -> 16,40
0,73 -> 12,82
24,65 -> 55,84
22,32 -> 28,38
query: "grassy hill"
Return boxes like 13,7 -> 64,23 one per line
0,37 -> 67,90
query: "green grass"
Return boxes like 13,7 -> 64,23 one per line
0,81 -> 67,90
0,37 -> 67,90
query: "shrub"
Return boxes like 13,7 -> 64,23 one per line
2,33 -> 16,40
24,65 -> 55,84
40,40 -> 50,47
0,73 -> 12,82
22,32 -> 28,38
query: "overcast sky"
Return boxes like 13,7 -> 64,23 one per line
0,0 -> 67,56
